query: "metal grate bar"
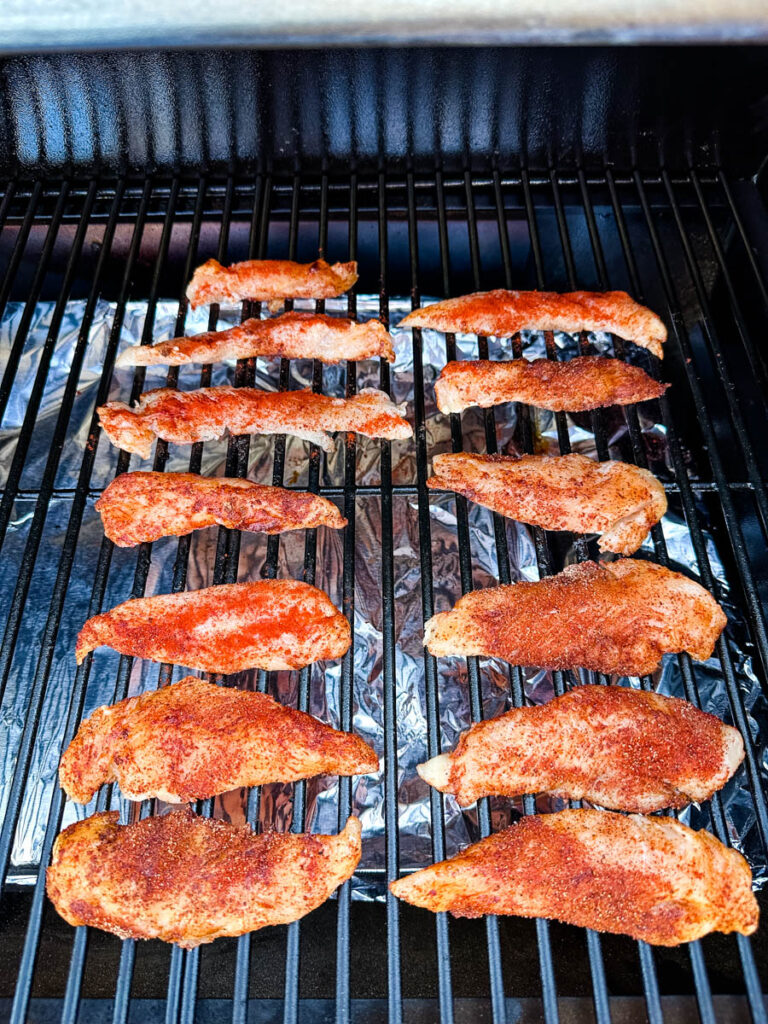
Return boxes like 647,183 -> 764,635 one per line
521,165 -> 670,1024
492,169 -> 555,685
406,169 -> 455,1024
525,165 -> 628,1020
210,177 -> 259,590
520,168 -> 580,562
283,173 -> 330,1024
175,175 -> 241,1024
494,167 -> 540,470
521,169 -> 621,1021
164,949 -> 184,1024
521,171 -> 573,462
278,173 -> 308,1024
548,174 -> 615,674
379,171 -> 404,1024
61,913 -> 89,1022
231,172 -> 274,1024
689,943 -> 716,1024
0,178 -> 18,262
111,943 -> 136,1024
111,175 -> 209,1024
545,171 -> 615,1024
434,167 -> 511,1024
572,168 -> 614,464
688,169 -> 768,403
464,171 -> 517,584
493,168 -> 563,1024
551,170 -> 611,466
736,932 -> 768,1024
334,171 -> 359,1024
178,953 -> 200,1024
471,171 -> 590,1024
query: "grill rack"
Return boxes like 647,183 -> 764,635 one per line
0,168 -> 766,1023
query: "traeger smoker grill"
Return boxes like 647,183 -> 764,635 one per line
0,17 -> 767,1024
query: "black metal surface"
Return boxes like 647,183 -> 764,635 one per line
0,168 -> 767,1024
1,48 -> 768,178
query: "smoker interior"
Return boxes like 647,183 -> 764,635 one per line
0,94 -> 768,1024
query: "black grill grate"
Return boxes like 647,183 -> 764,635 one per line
0,169 -> 767,1024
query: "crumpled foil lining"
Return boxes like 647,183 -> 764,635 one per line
1,296 -> 766,897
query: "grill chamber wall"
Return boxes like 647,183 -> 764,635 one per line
1,47 -> 768,178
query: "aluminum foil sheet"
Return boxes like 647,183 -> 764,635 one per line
1,296 -> 766,896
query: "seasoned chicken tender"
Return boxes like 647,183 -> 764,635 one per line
428,452 -> 667,555
60,676 -> 378,804
116,312 -> 394,367
401,289 -> 667,358
97,471 -> 346,547
76,579 -> 351,674
433,356 -> 667,415
98,386 -> 412,459
424,559 -> 727,677
47,810 -> 362,947
186,258 -> 358,308
418,684 -> 744,812
389,810 -> 757,946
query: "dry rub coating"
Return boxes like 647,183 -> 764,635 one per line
60,676 -> 378,804
47,810 -> 362,947
428,452 -> 667,555
424,559 -> 727,677
116,312 -> 394,367
401,289 -> 667,358
96,471 -> 346,547
97,386 -> 412,459
389,810 -> 757,946
186,258 -> 358,308
417,684 -> 744,812
75,579 -> 351,674
433,356 -> 667,415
